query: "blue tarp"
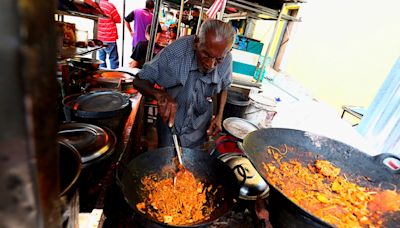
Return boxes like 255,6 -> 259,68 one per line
357,57 -> 400,156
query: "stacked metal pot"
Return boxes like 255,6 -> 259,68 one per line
59,89 -> 132,212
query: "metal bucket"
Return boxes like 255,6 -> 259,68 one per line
223,91 -> 250,120
243,93 -> 276,128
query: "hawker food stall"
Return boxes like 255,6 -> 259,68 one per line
2,0 -> 400,228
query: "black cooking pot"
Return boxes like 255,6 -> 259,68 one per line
62,91 -> 132,137
242,128 -> 400,228
59,140 -> 82,228
62,93 -> 81,122
58,122 -> 117,212
59,140 -> 82,197
116,147 -> 239,227
58,122 -> 117,168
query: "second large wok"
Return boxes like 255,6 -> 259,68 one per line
116,147 -> 239,227
242,128 -> 400,227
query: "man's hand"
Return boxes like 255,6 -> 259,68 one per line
207,115 -> 223,136
128,60 -> 138,68
155,90 -> 177,127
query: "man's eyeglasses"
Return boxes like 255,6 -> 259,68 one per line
197,48 -> 231,64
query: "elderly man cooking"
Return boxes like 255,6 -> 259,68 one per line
133,19 -> 235,149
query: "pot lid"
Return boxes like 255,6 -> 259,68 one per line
73,91 -> 131,118
219,153 -> 269,200
58,140 -> 81,196
223,117 -> 259,140
58,122 -> 116,165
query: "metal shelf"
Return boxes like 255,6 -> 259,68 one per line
76,45 -> 104,56
55,9 -> 106,21
57,45 -> 105,61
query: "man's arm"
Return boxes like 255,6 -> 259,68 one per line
155,23 -> 162,43
156,32 -> 161,43
132,47 -> 178,127
124,11 -> 135,36
216,89 -> 228,119
207,89 -> 228,136
125,21 -> 133,36
129,59 -> 139,68
207,53 -> 232,136
132,78 -> 176,127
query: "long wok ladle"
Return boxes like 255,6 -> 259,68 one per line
170,126 -> 184,185
171,126 -> 183,166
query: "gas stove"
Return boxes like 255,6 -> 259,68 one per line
101,181 -> 268,228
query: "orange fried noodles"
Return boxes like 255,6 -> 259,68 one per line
263,145 -> 400,228
136,168 -> 215,225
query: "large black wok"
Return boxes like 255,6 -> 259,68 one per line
242,128 -> 400,228
116,147 -> 239,227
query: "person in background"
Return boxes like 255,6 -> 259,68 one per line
164,11 -> 176,29
97,0 -> 121,69
129,25 -> 151,69
167,25 -> 177,44
124,0 -> 161,50
188,8 -> 200,35
132,20 -> 235,149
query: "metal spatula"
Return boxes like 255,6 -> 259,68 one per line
171,126 -> 184,186
171,126 -> 183,165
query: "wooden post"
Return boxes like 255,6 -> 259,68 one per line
0,0 -> 60,227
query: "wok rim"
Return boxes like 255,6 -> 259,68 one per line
116,147 -> 239,227
242,127 -> 400,227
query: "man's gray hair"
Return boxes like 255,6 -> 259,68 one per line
198,20 -> 235,46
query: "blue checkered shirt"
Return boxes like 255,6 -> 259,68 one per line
139,35 -> 232,148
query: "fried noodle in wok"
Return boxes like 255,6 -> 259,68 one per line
263,145 -> 400,227
136,168 -> 216,225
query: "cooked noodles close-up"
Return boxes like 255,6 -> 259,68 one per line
136,167 -> 217,225
263,145 -> 400,227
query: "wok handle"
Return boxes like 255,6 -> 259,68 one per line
373,153 -> 400,174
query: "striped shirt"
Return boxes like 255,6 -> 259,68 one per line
139,35 -> 232,148
98,0 -> 121,42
